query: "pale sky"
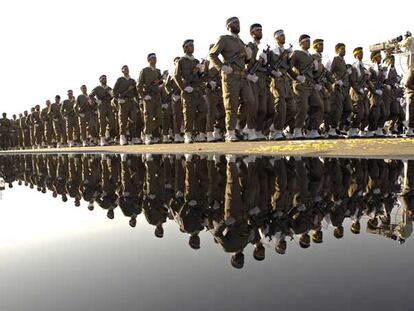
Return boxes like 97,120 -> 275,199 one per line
1,0 -> 413,116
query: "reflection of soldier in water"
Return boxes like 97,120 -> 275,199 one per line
2,154 -> 414,268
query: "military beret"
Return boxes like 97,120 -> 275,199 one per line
226,16 -> 239,27
335,43 -> 345,52
99,74 -> 106,81
299,34 -> 310,44
122,65 -> 128,70
147,53 -> 156,60
274,29 -> 284,37
312,39 -> 324,49
353,47 -> 363,57
182,39 -> 194,48
250,23 -> 262,32
370,50 -> 381,61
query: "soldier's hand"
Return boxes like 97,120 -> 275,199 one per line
143,95 -> 152,101
375,89 -> 383,96
221,65 -> 233,74
314,84 -> 323,91
296,75 -> 306,83
247,74 -> 259,83
271,70 -> 282,78
184,86 -> 193,93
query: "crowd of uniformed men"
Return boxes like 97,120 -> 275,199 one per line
1,153 -> 413,268
1,17 -> 414,150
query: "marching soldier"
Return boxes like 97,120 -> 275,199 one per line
209,17 -> 257,142
368,51 -> 386,137
31,105 -> 43,148
89,75 -> 116,146
329,43 -> 352,137
288,34 -> 324,139
269,29 -> 295,140
382,55 -> 400,134
49,95 -> 66,147
10,114 -> 19,149
246,23 -> 269,140
26,107 -> 35,147
174,39 -> 207,144
113,65 -> 139,146
164,57 -> 184,143
61,90 -> 80,147
138,53 -> 163,145
41,100 -> 54,147
76,85 -> 98,147
20,110 -> 31,148
349,47 -> 370,137
0,113 -> 11,150
405,67 -> 414,136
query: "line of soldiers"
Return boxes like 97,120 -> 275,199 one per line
1,17 -> 414,150
1,153 -> 413,268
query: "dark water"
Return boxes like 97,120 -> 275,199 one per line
1,154 -> 414,311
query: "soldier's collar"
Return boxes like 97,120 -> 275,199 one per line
228,32 -> 240,39
183,54 -> 195,60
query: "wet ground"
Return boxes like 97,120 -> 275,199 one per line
1,153 -> 414,311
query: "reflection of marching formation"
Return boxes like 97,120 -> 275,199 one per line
1,154 -> 413,268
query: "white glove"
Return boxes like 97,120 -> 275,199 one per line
245,46 -> 253,59
143,95 -> 151,101
335,80 -> 344,86
79,113 -> 85,118
172,94 -> 180,102
162,103 -> 168,109
347,68 -> 352,74
296,75 -> 306,83
314,84 -> 322,91
375,89 -> 383,96
386,84 -> 391,90
184,86 -> 193,93
221,65 -> 233,74
359,88 -> 364,94
247,74 -> 259,83
258,52 -> 267,63
209,81 -> 217,89
271,70 -> 283,78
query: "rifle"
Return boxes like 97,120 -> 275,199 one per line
268,44 -> 293,73
249,45 -> 270,75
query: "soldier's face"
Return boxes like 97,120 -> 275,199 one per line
149,58 -> 157,67
185,44 -> 194,54
46,101 -> 51,107
339,47 -> 346,57
229,21 -> 240,34
122,67 -> 129,75
252,29 -> 262,41
100,76 -> 107,84
81,86 -> 87,94
12,115 -> 16,120
276,34 -> 285,45
316,43 -> 324,53
55,97 -> 60,104
301,39 -> 310,50
24,111 -> 28,116
68,91 -> 73,98
356,53 -> 363,61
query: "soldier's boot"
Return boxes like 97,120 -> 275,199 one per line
247,128 -> 258,141
206,132 -> 216,142
307,129 -> 321,139
144,134 -> 152,145
375,127 -> 385,137
213,127 -> 223,141
100,137 -> 107,146
292,128 -> 304,139
347,128 -> 359,138
174,134 -> 184,143
405,128 -> 414,137
225,130 -> 238,143
162,135 -> 171,144
120,135 -> 127,146
184,132 -> 193,144
195,132 -> 206,142
327,128 -> 338,138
